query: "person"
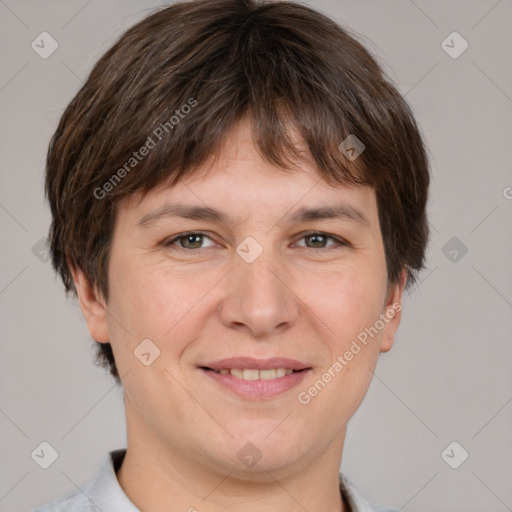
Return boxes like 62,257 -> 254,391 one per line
33,0 -> 430,510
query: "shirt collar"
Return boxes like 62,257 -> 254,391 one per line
87,449 -> 139,511
89,449 -> 378,512
339,472 -> 383,512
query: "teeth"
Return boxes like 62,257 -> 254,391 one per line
243,369 -> 259,381
259,369 -> 277,380
230,368 -> 245,379
215,368 -> 294,380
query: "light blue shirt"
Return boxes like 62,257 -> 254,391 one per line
31,449 -> 397,512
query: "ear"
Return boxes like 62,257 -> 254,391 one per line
379,269 -> 407,353
68,261 -> 110,343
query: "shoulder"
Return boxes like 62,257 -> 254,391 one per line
29,483 -> 93,512
339,473 -> 398,512
30,449 -> 128,512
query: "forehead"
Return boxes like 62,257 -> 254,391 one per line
117,117 -> 378,229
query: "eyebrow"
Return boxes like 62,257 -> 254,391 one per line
136,202 -> 370,229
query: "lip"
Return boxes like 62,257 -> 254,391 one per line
200,357 -> 310,371
200,367 -> 311,399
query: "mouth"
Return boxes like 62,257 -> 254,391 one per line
198,357 -> 312,399
200,367 -> 306,380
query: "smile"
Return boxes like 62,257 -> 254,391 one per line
200,367 -> 310,399
208,368 -> 296,380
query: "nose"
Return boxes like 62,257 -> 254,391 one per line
217,246 -> 299,339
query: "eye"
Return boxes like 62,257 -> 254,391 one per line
294,231 -> 348,250
164,232 -> 216,250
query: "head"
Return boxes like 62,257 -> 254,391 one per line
45,0 -> 429,475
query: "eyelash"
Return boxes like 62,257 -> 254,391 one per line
163,231 -> 349,252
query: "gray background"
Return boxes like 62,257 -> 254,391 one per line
1,0 -> 511,511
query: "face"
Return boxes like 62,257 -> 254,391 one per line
73,117 -> 405,479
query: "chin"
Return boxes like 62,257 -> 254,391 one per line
205,433 -> 305,477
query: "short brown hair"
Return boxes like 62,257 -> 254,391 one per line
45,0 -> 430,383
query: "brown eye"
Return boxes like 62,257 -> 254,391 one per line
305,233 -> 329,248
165,232 -> 215,250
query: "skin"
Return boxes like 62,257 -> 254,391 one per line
71,116 -> 406,512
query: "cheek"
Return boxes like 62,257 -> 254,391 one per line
300,271 -> 385,417
107,258 -> 220,370
109,256 -> 183,329
303,265 -> 386,344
